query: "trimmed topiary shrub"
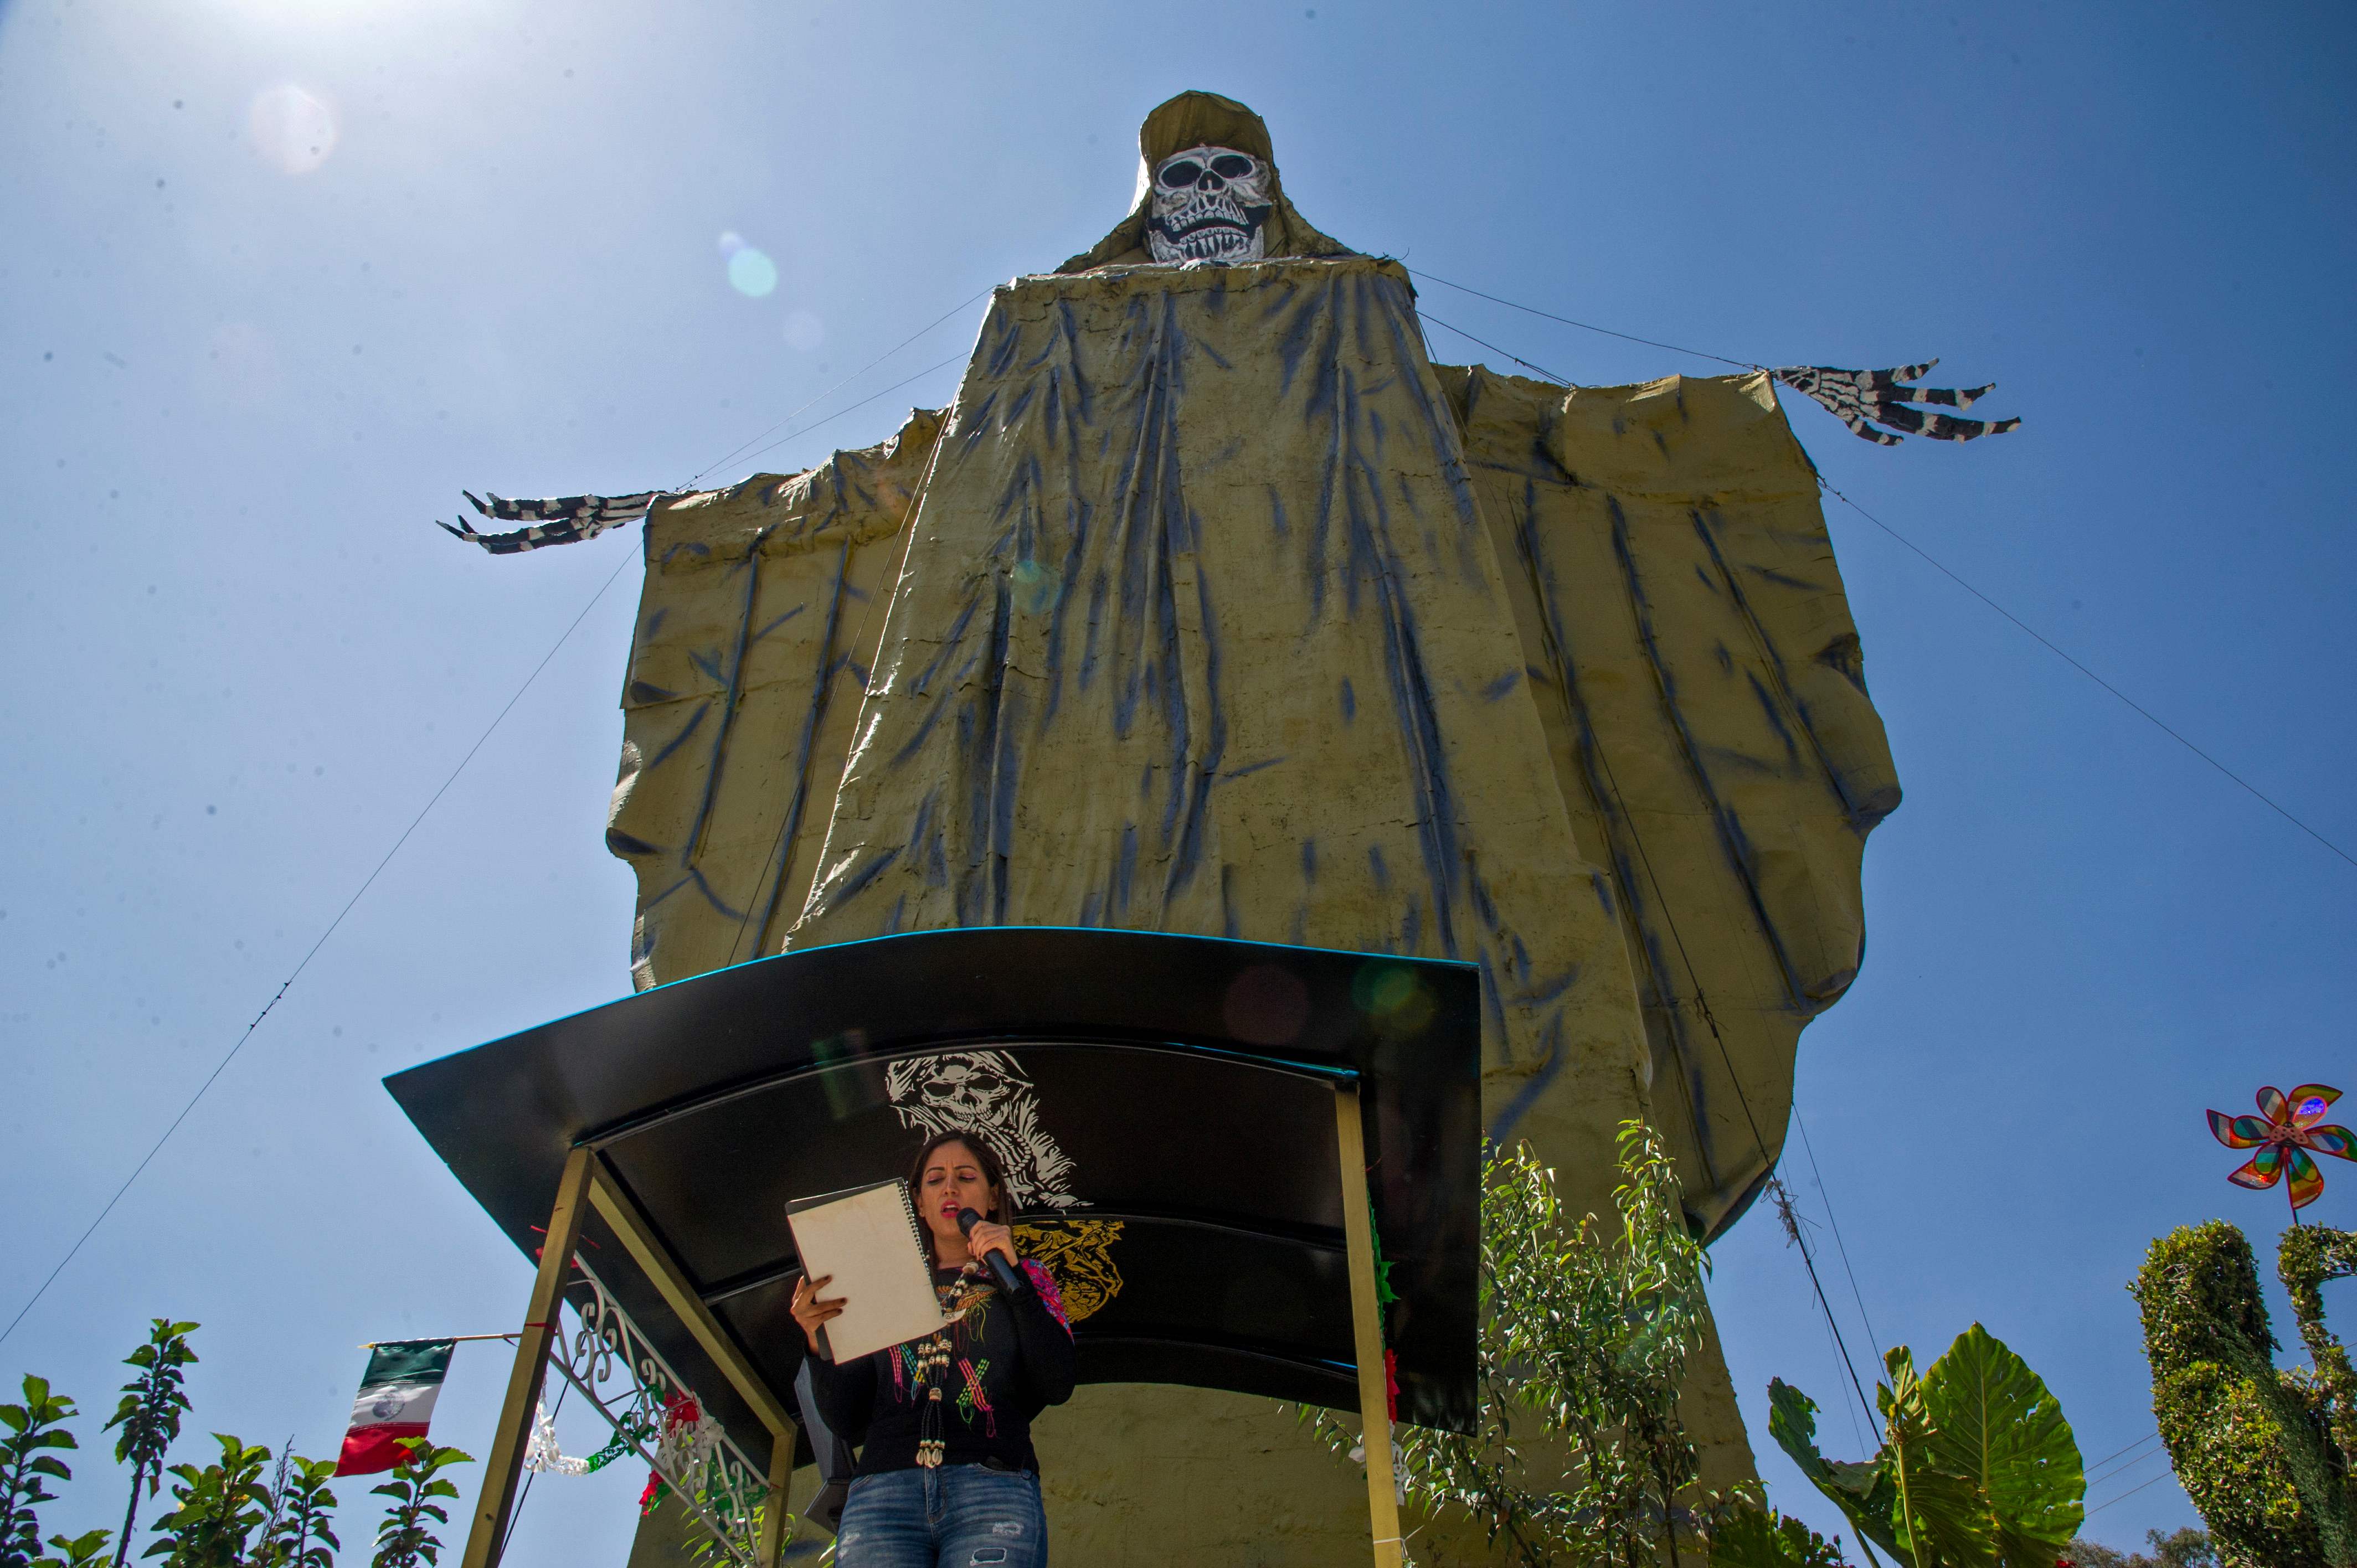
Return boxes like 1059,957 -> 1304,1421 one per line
2131,1219 -> 2354,1568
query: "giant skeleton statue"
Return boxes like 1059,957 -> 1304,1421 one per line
447,93 -> 2012,1564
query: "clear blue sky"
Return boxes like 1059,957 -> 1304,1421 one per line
6,0 -> 2353,1559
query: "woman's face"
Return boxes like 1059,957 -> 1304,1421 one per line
918,1140 -> 1000,1246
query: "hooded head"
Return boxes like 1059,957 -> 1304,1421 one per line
1056,91 -> 1354,273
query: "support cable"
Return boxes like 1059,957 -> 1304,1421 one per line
1405,266 -> 1761,371
1581,720 -> 1883,1428
1408,262 -> 2355,876
2082,1468 -> 2172,1518
2082,1431 -> 2164,1474
2084,1437 -> 2167,1490
502,1374 -> 569,1557
723,353 -> 969,478
718,425 -> 949,966
0,554 -> 636,1350
1820,481 -> 2357,871
1791,1105 -> 1884,1357
685,286 -> 993,487
5,285 -> 977,1354
1418,310 -> 1573,386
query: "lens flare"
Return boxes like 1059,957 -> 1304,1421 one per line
783,309 -> 825,351
1352,963 -> 1435,1032
1223,964 -> 1310,1047
727,246 -> 778,298
248,85 -> 336,175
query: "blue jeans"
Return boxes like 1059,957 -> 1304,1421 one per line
835,1465 -> 1047,1568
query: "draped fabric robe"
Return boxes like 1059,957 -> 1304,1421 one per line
603,254 -> 1897,1562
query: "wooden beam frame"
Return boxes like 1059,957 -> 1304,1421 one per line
1335,1084 -> 1406,1568
462,1146 -> 593,1568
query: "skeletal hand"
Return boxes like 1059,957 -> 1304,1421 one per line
435,487 -> 680,554
1771,360 -> 2020,445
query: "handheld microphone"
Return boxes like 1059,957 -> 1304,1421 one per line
956,1207 -> 1030,1297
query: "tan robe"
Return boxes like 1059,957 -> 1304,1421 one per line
606,254 -> 1896,1562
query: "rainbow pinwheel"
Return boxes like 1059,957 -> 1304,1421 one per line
2209,1084 -> 2356,1211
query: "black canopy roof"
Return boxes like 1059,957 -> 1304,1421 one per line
386,927 -> 1481,1463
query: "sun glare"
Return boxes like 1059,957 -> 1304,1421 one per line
248,84 -> 337,176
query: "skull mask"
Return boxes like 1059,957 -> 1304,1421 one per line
1146,144 -> 1272,265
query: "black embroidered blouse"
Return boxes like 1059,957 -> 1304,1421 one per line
804,1260 -> 1078,1477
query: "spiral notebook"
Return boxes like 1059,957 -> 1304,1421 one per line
784,1179 -> 947,1363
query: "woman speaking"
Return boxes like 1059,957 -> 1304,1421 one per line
792,1129 -> 1076,1567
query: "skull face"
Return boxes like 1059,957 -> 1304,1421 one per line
914,1056 -> 1014,1122
1147,144 -> 1272,265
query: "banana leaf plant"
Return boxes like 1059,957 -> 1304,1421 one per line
1769,1324 -> 2085,1568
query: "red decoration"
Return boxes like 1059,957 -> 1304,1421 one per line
637,1389 -> 701,1515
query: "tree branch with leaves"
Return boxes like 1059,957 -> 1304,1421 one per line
140,1433 -> 273,1568
255,1456 -> 338,1568
369,1441 -> 472,1568
1299,1124 -> 1726,1567
102,1321 -> 197,1568
2,1376 -> 86,1568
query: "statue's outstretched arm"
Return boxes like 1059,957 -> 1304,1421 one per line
1772,359 -> 2020,445
436,488 -> 687,554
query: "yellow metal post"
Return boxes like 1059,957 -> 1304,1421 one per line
1335,1083 -> 1405,1568
756,1430 -> 792,1568
462,1144 -> 594,1568
586,1168 -> 799,1440
586,1165 -> 805,1561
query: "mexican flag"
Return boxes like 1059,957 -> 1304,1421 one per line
335,1339 -> 455,1476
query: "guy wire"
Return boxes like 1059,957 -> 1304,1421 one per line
3,293 -> 992,1349
2084,1437 -> 2166,1491
1406,266 -> 1761,371
2082,1469 -> 2170,1518
2082,1430 -> 2163,1474
1413,266 -> 2354,876
1418,310 -> 1573,386
728,353 -> 970,479
687,285 -> 994,487
1820,479 -> 2357,872
1579,720 -> 1884,1429
1793,1104 -> 1884,1361
503,1375 -> 568,1555
721,422 -> 951,966
0,552 -> 636,1350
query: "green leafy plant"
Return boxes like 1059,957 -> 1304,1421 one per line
2,1376 -> 83,1568
140,1434 -> 274,1568
2277,1225 -> 2357,1477
369,1440 -> 472,1568
2131,1219 -> 2356,1568
1700,1502 -> 1852,1567
33,1531 -> 115,1568
1768,1323 -> 2083,1568
1300,1124 -> 1723,1566
103,1321 -> 199,1568
254,1454 -> 339,1568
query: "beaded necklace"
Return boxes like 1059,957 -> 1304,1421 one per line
913,1260 -> 991,1469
